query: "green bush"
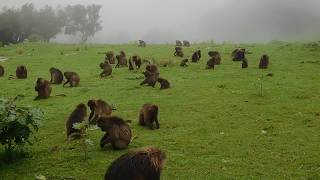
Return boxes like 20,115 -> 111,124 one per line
0,96 -> 44,161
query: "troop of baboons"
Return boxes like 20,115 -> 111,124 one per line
0,42 -> 272,179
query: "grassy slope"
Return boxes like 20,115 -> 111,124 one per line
0,42 -> 319,179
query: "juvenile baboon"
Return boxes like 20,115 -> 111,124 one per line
105,51 -> 116,64
259,54 -> 269,69
232,48 -> 246,61
97,116 -> 132,149
34,78 -> 52,100
49,68 -> 63,84
0,65 -> 4,77
183,40 -> 190,47
176,40 -> 182,46
63,72 -> 80,87
139,103 -> 159,129
192,50 -> 202,62
66,103 -> 87,139
206,58 -> 216,70
140,65 -> 159,87
138,40 -> 146,47
87,99 -> 113,124
208,51 -> 221,65
104,147 -> 166,180
242,58 -> 248,68
174,47 -> 184,57
100,61 -> 112,77
115,51 -> 127,68
16,65 -> 27,79
158,78 -> 170,89
180,59 -> 189,67
128,55 -> 142,70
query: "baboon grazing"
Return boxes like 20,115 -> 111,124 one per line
16,65 -> 27,79
232,48 -> 246,61
206,58 -> 216,70
105,51 -> 116,64
176,40 -> 182,46
100,61 -> 112,77
183,40 -> 190,47
138,40 -> 146,47
34,78 -> 52,100
208,51 -> 221,65
128,55 -> 142,70
259,54 -> 269,69
0,65 -> 4,77
139,103 -> 159,129
115,51 -> 127,68
63,72 -> 80,87
49,68 -> 63,84
158,78 -> 170,89
174,47 -> 184,57
192,50 -> 202,62
242,58 -> 248,68
140,65 -> 159,88
180,59 -> 189,67
104,147 -> 166,180
97,116 -> 132,149
87,99 -> 113,124
66,103 -> 87,139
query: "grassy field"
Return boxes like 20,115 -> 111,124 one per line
0,41 -> 319,179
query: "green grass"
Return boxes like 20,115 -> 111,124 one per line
0,42 -> 319,179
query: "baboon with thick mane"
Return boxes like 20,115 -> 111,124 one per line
174,47 -> 184,57
16,65 -> 27,79
115,51 -> 127,68
128,55 -> 142,70
0,65 -> 4,77
206,58 -> 216,69
259,54 -> 269,69
34,78 -> 52,100
97,116 -> 132,150
208,51 -> 221,65
105,51 -> 116,64
139,103 -> 159,129
100,61 -> 112,77
158,77 -> 170,89
104,147 -> 166,180
63,72 -> 80,87
66,103 -> 87,139
192,50 -> 201,63
49,68 -> 63,84
140,65 -> 159,88
87,99 -> 113,124
232,48 -> 246,61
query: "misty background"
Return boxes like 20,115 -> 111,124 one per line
2,0 -> 320,44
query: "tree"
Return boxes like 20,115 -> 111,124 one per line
64,4 -> 102,42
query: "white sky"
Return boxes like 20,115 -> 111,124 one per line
1,0 -> 320,43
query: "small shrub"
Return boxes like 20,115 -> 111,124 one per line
72,121 -> 93,161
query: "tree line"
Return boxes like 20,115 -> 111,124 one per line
0,3 -> 102,45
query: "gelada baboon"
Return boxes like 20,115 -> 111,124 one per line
192,50 -> 202,63
100,61 -> 112,77
49,68 -> 63,84
115,51 -> 127,68
66,103 -> 87,139
129,55 -> 142,70
183,40 -> 190,47
140,65 -> 159,88
87,99 -> 113,124
232,48 -> 246,61
16,65 -> 27,79
138,40 -> 146,47
63,72 -> 80,87
242,58 -> 248,68
97,116 -> 132,149
259,54 -> 269,69
105,51 -> 116,64
139,103 -> 159,129
208,51 -> 221,65
34,78 -> 52,100
0,65 -> 4,77
176,40 -> 182,46
158,77 -> 170,89
180,59 -> 189,67
174,47 -> 184,57
105,147 -> 166,180
206,57 -> 216,70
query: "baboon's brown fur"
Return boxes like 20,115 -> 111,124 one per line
105,51 -> 116,64
63,72 -> 80,87
129,55 -> 142,70
66,103 -> 87,139
115,51 -> 127,68
139,103 -> 159,129
174,47 -> 184,57
242,58 -> 248,68
34,78 -> 52,100
49,68 -> 63,84
0,65 -> 4,77
158,77 -> 170,89
192,50 -> 202,62
232,48 -> 246,61
104,147 -> 166,180
100,61 -> 112,77
87,99 -> 112,124
259,54 -> 269,69
180,59 -> 189,67
140,65 -> 159,87
208,51 -> 221,65
16,65 -> 27,79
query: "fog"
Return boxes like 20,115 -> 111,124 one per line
2,0 -> 320,44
